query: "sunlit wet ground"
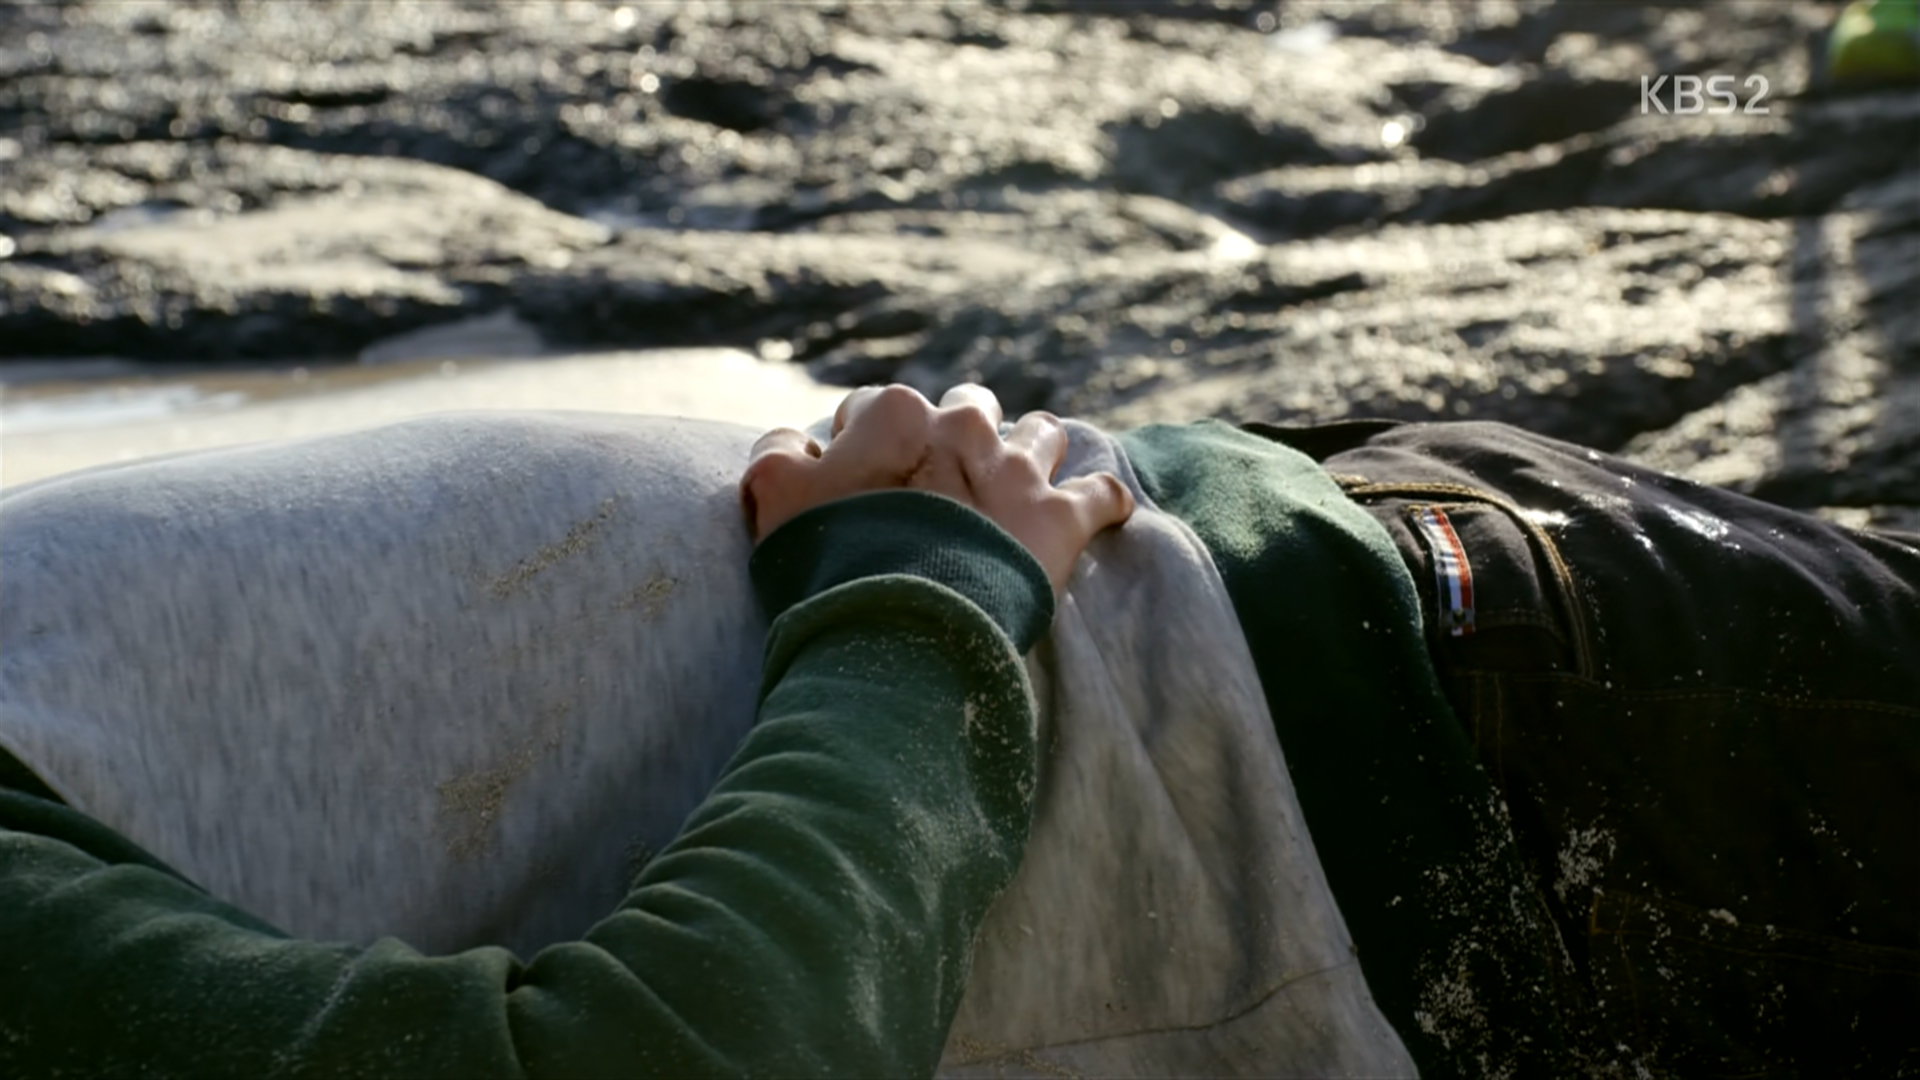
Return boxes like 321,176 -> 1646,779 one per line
0,349 -> 850,490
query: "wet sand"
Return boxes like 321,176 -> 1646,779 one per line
0,349 -> 848,490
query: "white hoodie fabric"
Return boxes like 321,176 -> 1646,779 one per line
0,410 -> 1413,1077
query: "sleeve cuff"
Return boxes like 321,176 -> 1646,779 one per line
748,490 -> 1055,654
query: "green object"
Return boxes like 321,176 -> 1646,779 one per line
0,490 -> 1052,1079
0,421 -> 1585,1077
1120,420 -> 1577,1078
1830,0 -> 1920,83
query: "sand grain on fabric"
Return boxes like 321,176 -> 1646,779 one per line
0,413 -> 771,956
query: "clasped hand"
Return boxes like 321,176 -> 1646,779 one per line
740,384 -> 1135,592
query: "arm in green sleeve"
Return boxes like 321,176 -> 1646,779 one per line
0,490 -> 1052,1079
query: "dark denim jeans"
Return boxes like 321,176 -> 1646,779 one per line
1250,418 -> 1920,1077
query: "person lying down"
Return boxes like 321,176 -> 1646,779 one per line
0,384 -> 1915,1078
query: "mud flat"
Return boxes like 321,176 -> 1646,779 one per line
1,1 -> 1915,520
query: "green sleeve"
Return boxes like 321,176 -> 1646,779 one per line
1118,420 -> 1575,1079
0,490 -> 1052,1079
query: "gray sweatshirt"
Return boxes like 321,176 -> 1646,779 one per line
0,410 -> 1412,1077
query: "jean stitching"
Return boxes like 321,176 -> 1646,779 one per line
1464,671 -> 1484,750
1471,670 -> 1920,719
1612,893 -> 1651,1048
1492,672 -> 1507,793
1515,511 -> 1594,681
1594,931 -> 1920,979
1469,609 -> 1567,633
1470,606 -> 1558,620
1593,892 -> 1920,977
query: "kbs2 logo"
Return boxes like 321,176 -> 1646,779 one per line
1640,74 -> 1772,114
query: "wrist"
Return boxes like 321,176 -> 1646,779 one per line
749,490 -> 1054,654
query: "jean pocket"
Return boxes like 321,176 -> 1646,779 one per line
1397,499 -> 1585,676
1588,889 -> 1920,1076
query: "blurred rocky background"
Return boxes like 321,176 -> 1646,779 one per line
1,0 -> 1915,519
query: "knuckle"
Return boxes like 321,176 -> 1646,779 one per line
750,427 -> 806,455
835,385 -> 877,418
941,399 -> 1001,440
872,384 -> 929,418
742,448 -> 807,489
947,384 -> 1004,419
